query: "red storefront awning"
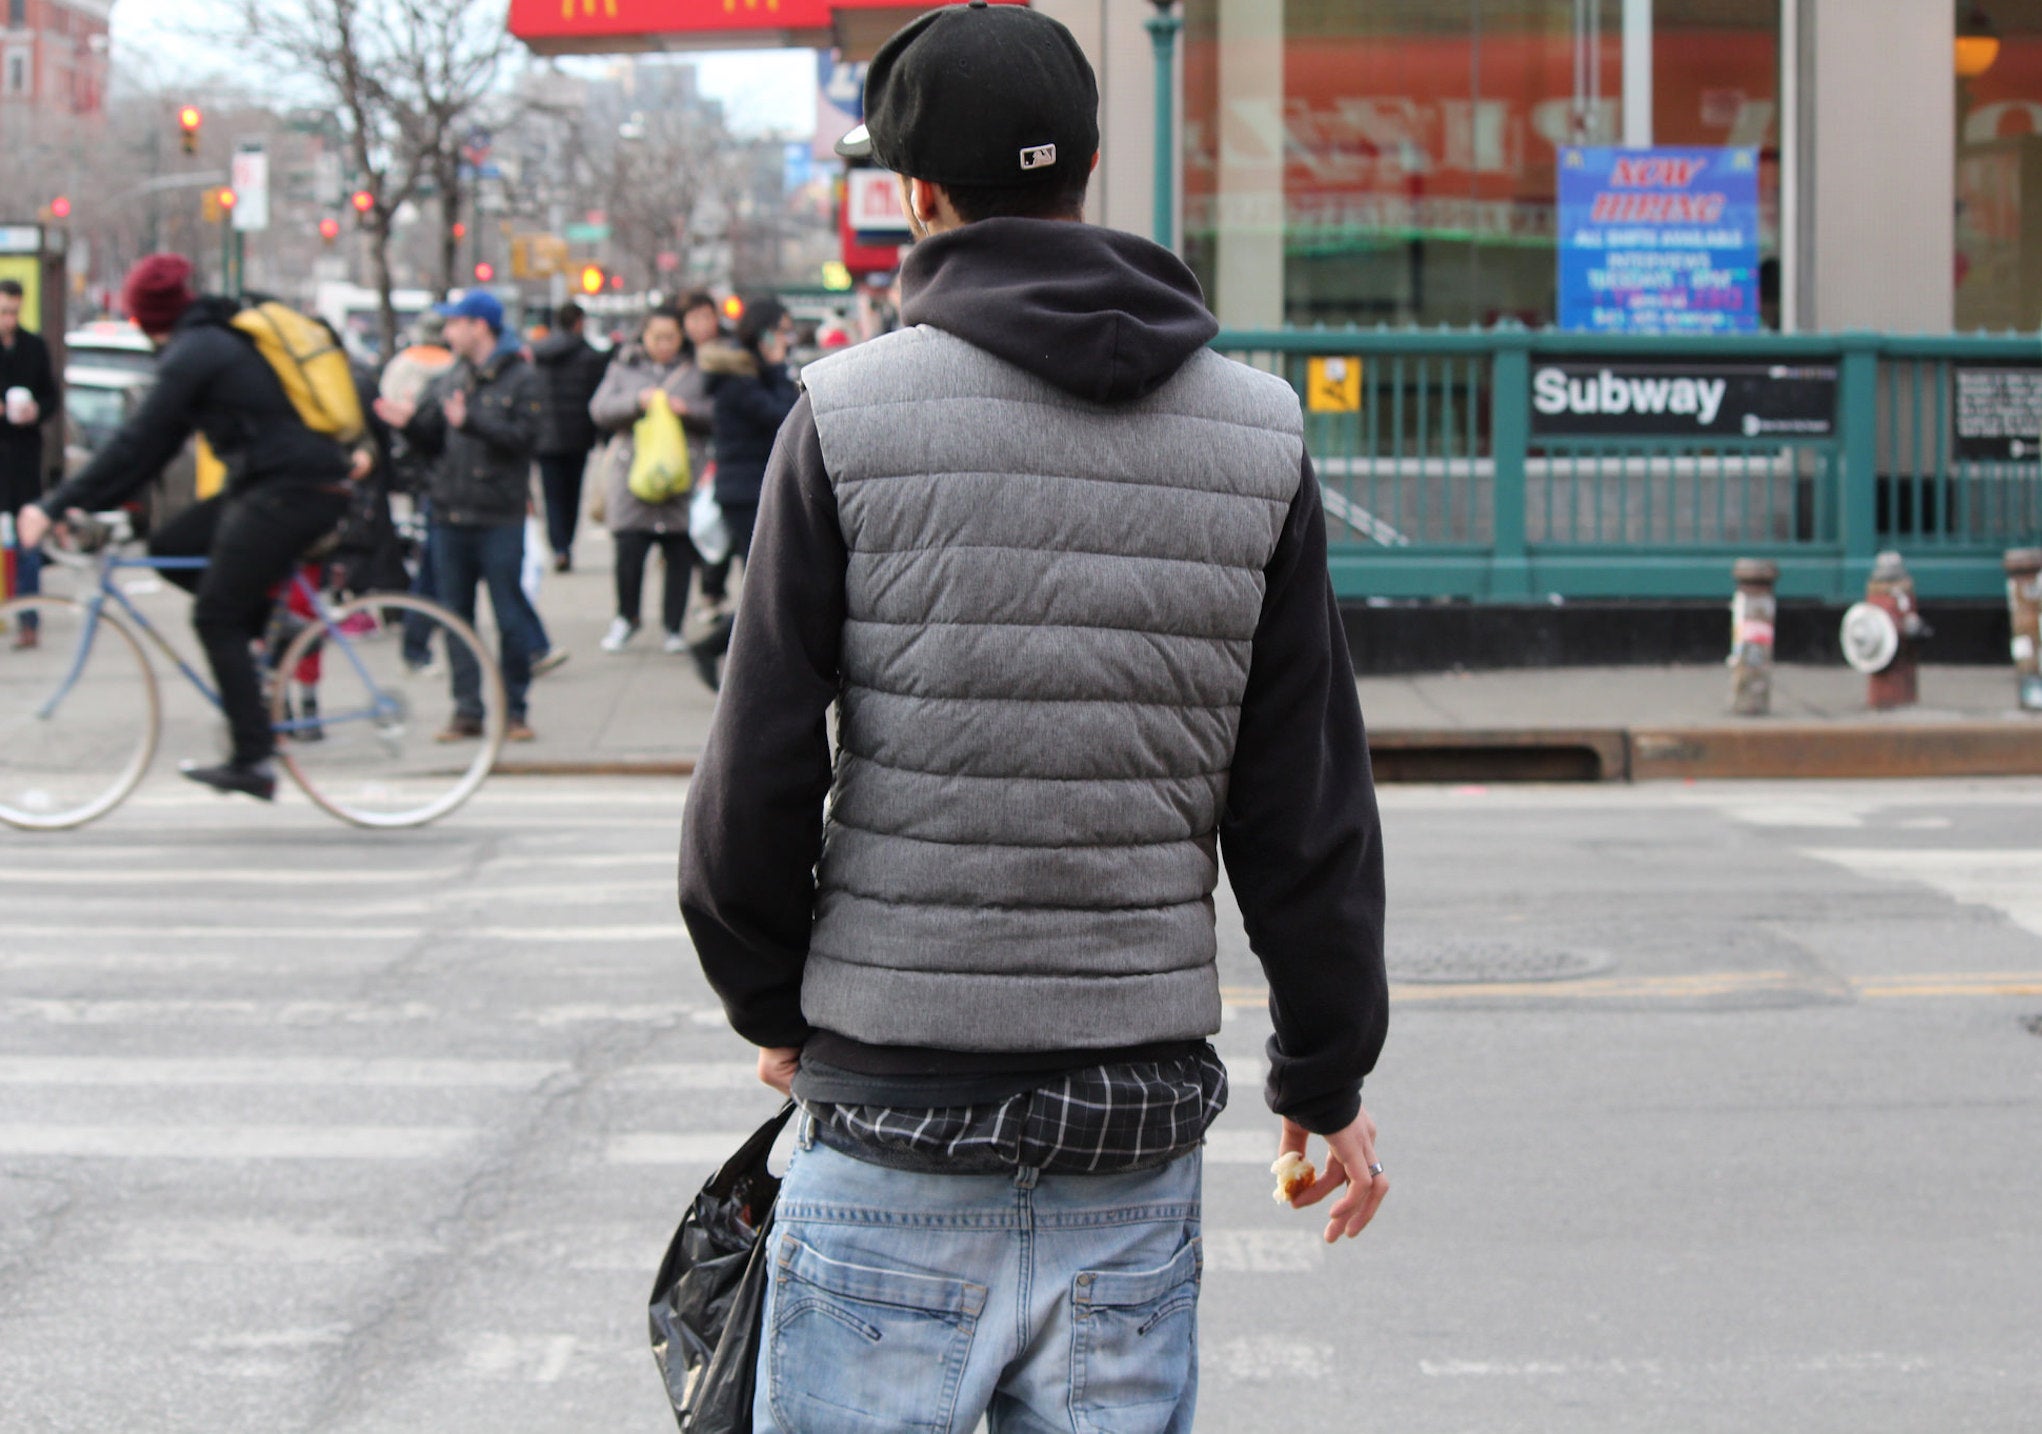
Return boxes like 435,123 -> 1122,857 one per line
509,0 -> 1026,59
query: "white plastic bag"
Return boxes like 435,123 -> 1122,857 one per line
521,513 -> 546,607
689,471 -> 730,566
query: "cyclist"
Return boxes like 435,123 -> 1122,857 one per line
15,254 -> 358,802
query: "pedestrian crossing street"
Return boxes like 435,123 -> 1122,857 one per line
0,779 -> 1334,1432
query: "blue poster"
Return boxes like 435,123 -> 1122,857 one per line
1557,146 -> 1761,333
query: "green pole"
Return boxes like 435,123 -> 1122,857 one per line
1145,4 -> 1181,250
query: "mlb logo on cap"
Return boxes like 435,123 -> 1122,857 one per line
1020,145 -> 1057,172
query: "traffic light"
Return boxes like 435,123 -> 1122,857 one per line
318,216 -> 340,244
201,186 -> 235,224
473,261 -> 496,283
49,196 -> 70,221
452,222 -> 467,240
178,105 -> 202,155
578,264 -> 604,297
609,273 -> 625,291
350,189 -> 374,226
721,294 -> 745,323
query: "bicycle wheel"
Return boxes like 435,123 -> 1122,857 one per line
0,595 -> 160,830
270,592 -> 505,828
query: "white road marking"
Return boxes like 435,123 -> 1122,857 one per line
0,1123 -> 476,1159
605,1132 -> 761,1165
0,996 -> 715,1027
0,1056 -> 565,1088
461,1334 -> 582,1383
1803,847 -> 2042,939
1202,1229 -> 1325,1274
1205,1336 -> 1334,1382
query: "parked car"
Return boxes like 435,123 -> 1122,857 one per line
62,361 -> 198,533
63,319 -> 157,379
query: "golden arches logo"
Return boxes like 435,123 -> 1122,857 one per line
562,0 -> 618,17
725,0 -> 783,12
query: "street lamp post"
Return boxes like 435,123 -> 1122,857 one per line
1145,0 -> 1181,250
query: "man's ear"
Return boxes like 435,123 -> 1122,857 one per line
905,177 -> 943,227
1089,151 -> 1100,174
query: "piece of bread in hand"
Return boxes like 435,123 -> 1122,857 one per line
1271,1150 -> 1316,1204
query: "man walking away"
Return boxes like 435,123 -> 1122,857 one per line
373,291 -> 542,744
0,278 -> 59,648
677,6 -> 1390,1431
530,301 -> 608,572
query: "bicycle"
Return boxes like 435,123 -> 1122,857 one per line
0,510 -> 506,830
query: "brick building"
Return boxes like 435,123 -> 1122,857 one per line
1,0 -> 109,120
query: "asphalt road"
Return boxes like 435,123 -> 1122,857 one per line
2,776 -> 2039,1433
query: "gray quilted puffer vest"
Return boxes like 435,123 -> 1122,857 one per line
799,325 -> 1303,1052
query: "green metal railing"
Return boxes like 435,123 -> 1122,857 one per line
1214,329 -> 2042,603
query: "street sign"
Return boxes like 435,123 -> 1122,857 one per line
230,147 -> 270,232
1528,358 -> 1836,439
1307,356 -> 1363,413
1557,146 -> 1760,334
1953,365 -> 2042,461
846,168 -> 910,238
564,221 -> 610,243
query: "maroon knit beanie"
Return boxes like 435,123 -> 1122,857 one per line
122,253 -> 197,335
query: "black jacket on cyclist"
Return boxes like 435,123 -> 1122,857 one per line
398,340 -> 542,528
41,296 -> 352,517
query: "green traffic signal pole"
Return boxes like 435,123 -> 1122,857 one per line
1146,0 -> 1181,250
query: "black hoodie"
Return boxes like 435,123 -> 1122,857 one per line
43,297 -> 351,517
678,219 -> 1387,1136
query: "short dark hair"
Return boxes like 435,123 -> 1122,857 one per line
679,289 -> 718,317
554,302 -> 585,330
735,298 -> 789,358
0,279 -> 22,300
937,170 -> 1089,225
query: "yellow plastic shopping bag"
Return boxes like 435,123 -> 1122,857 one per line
627,390 -> 691,504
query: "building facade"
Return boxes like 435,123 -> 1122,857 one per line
1057,0 -> 2039,339
1,0 -> 108,121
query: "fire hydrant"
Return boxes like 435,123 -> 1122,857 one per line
1840,550 -> 1929,709
1728,558 -> 1779,716
2007,547 -> 2042,712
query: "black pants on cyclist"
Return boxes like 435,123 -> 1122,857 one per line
150,483 -> 351,767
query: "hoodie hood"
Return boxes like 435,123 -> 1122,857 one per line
531,331 -> 587,366
899,218 -> 1218,405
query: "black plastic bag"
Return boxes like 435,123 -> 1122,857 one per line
649,1101 -> 795,1432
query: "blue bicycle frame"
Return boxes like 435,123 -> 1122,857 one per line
49,552 -> 398,739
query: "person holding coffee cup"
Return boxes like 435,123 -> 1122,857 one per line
0,276 -> 58,648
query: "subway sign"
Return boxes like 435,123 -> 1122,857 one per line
1529,359 -> 1838,440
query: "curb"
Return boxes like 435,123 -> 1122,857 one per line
490,721 -> 2042,785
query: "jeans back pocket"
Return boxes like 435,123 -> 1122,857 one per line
769,1232 -> 987,1434
1070,1234 -> 1202,1434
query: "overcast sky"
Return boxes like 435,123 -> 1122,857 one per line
108,0 -> 818,135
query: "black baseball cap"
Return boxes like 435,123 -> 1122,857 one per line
835,0 -> 1099,189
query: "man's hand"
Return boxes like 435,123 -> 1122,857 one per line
757,1045 -> 801,1097
441,388 -> 468,429
347,446 -> 375,482
372,396 -> 415,429
1278,1107 -> 1388,1244
14,503 -> 50,549
638,387 -> 662,412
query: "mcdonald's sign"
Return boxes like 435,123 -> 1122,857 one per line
509,0 -> 1029,55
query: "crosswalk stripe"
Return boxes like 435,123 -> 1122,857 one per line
0,1057 -> 566,1087
0,997 -> 726,1027
0,1124 -> 476,1159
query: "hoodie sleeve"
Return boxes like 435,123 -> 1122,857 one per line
1219,454 -> 1388,1137
677,393 -> 844,1047
40,329 -> 227,516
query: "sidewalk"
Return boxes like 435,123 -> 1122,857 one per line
501,531 -> 2042,782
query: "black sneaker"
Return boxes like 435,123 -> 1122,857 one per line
689,645 -> 721,693
178,759 -> 278,802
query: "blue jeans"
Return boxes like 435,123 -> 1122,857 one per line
429,520 -> 531,722
755,1131 -> 1202,1434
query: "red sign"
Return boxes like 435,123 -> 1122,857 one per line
510,0 -> 833,45
510,0 -> 1027,49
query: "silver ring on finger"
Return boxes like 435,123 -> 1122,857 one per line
1367,1162 -> 1385,1177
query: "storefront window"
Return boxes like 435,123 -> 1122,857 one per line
1955,1 -> 2042,329
1182,0 -> 1781,329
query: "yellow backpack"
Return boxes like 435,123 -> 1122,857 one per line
230,301 -> 366,445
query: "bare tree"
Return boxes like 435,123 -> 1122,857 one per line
211,0 -> 510,355
605,102 -> 733,292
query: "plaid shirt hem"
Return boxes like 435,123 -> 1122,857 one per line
804,1047 -> 1229,1176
